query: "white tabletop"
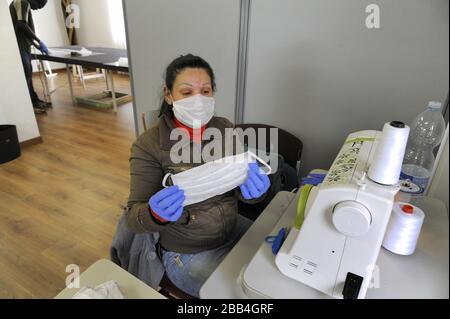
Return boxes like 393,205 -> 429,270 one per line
200,191 -> 297,299
200,191 -> 449,299
55,259 -> 166,299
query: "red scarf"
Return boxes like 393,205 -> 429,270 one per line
174,117 -> 206,143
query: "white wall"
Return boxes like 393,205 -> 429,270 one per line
124,0 -> 240,134
72,0 -> 125,49
31,0 -> 69,70
73,0 -> 112,47
429,125 -> 449,210
1,0 -> 40,142
244,0 -> 449,175
0,104 -> 6,123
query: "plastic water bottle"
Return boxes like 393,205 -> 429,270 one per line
399,101 -> 446,202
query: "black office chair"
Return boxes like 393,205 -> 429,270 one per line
235,123 -> 303,221
158,274 -> 197,299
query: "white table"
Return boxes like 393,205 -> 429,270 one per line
200,191 -> 449,299
55,259 -> 166,299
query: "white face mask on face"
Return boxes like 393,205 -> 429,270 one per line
162,151 -> 272,206
172,94 -> 215,128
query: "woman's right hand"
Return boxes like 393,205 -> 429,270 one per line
149,186 -> 185,222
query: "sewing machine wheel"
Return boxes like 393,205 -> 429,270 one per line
332,201 -> 372,237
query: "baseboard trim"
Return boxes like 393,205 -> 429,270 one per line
20,136 -> 43,148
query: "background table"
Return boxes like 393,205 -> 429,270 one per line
33,46 -> 130,113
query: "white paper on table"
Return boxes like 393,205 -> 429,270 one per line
48,47 -> 94,57
72,280 -> 125,299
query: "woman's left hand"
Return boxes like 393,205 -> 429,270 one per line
240,162 -> 271,200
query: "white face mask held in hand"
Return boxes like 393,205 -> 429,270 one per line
172,94 -> 215,128
162,151 -> 272,206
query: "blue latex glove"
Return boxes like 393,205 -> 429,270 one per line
39,41 -> 49,55
240,162 -> 271,200
149,186 -> 185,222
301,173 -> 326,186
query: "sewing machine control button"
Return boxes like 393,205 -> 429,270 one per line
343,272 -> 364,299
332,201 -> 372,237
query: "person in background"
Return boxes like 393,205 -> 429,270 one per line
125,54 -> 271,298
10,0 -> 52,114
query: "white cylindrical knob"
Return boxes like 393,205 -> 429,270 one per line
367,121 -> 409,185
332,201 -> 372,237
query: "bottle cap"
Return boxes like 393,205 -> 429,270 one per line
401,204 -> 414,214
428,101 -> 442,110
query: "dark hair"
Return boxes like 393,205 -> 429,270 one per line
159,54 -> 216,117
29,0 -> 48,10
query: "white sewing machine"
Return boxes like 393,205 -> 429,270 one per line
253,127 -> 402,299
200,123 -> 447,298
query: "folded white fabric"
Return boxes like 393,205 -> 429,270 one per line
72,280 -> 125,299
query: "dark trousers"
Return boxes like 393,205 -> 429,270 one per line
20,50 -> 39,105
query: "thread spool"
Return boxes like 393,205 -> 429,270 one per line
382,202 -> 425,255
368,121 -> 410,185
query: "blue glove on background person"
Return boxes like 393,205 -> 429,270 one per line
240,162 -> 271,200
149,186 -> 185,222
39,41 -> 49,55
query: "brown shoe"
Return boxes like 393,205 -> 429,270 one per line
36,100 -> 52,109
33,106 -> 47,114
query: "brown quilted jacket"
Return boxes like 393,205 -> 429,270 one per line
125,114 -> 265,254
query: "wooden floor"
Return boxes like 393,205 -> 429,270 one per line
0,70 -> 136,298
